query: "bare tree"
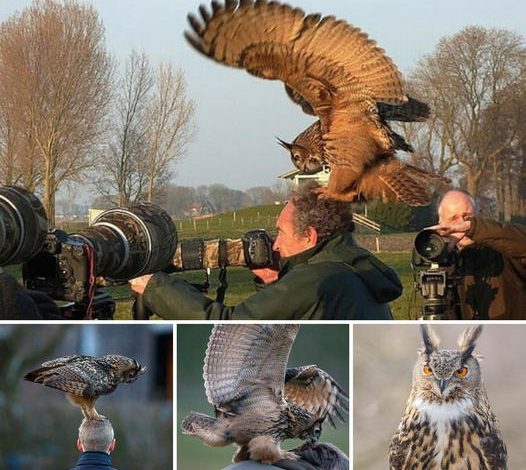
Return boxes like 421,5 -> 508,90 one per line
99,55 -> 195,206
98,50 -> 153,206
0,0 -> 113,225
409,26 -> 525,203
144,64 -> 195,203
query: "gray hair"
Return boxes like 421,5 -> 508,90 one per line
78,418 -> 114,452
290,181 -> 355,243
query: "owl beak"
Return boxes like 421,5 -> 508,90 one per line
438,379 -> 447,396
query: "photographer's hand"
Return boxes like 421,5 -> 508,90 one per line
251,267 -> 279,285
129,274 -> 154,295
427,214 -> 474,249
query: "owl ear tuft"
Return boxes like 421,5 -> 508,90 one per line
458,325 -> 483,359
276,137 -> 292,151
420,325 -> 440,355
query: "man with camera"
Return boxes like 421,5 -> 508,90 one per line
429,189 -> 526,320
130,182 -> 402,320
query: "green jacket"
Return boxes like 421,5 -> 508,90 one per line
143,231 -> 401,320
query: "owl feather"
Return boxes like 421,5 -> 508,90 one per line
24,354 -> 146,420
182,324 -> 348,464
389,326 -> 507,470
185,0 -> 446,205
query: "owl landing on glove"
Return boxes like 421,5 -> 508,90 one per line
24,354 -> 146,420
181,325 -> 348,464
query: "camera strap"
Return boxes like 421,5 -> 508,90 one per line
216,240 -> 229,303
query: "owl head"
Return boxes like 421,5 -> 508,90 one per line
277,138 -> 324,174
413,325 -> 483,401
103,354 -> 147,383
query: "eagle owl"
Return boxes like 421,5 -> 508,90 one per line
24,354 -> 146,420
182,324 -> 348,464
185,0 -> 444,205
389,326 -> 507,470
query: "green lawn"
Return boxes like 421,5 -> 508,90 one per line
8,252 -> 417,320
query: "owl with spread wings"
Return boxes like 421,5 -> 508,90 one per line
24,354 -> 146,420
185,0 -> 445,205
182,324 -> 348,464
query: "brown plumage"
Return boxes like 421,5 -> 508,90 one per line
181,325 -> 348,464
24,354 -> 146,420
389,326 -> 507,469
185,0 -> 445,205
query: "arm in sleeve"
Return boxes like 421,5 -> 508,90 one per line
468,217 -> 526,259
142,271 -> 318,320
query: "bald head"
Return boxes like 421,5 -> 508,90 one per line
438,190 -> 477,222
437,190 -> 478,249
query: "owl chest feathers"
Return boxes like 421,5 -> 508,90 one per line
404,396 -> 489,470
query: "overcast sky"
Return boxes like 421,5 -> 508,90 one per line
1,0 -> 525,196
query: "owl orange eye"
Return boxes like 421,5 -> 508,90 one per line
423,366 -> 433,375
454,367 -> 468,377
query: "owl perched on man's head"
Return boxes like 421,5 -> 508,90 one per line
389,325 -> 507,470
24,354 -> 146,420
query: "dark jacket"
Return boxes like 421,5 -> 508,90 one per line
143,231 -> 401,320
70,451 -> 117,470
458,217 -> 526,320
0,269 -> 62,320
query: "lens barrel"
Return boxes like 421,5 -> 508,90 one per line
72,203 -> 177,280
414,229 -> 450,263
0,186 -> 48,266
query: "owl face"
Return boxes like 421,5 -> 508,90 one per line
414,351 -> 481,400
103,355 -> 146,383
277,138 -> 324,174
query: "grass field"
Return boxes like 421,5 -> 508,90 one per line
6,252 -> 419,320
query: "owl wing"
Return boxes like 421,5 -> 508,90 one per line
203,324 -> 299,414
388,427 -> 412,470
24,356 -> 113,398
284,365 -> 348,427
185,0 -> 407,172
480,422 -> 508,470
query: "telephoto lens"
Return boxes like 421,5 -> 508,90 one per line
0,186 -> 48,266
72,203 -> 178,281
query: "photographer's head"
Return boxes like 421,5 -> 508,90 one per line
77,418 -> 115,454
437,189 -> 478,250
273,182 -> 354,258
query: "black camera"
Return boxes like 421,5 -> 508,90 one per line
22,204 -> 178,319
0,186 -> 48,266
0,185 -> 178,319
412,229 -> 461,320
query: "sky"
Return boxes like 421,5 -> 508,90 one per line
0,0 -> 525,196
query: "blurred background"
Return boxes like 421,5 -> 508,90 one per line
354,324 -> 526,470
0,324 -> 173,470
177,324 -> 349,470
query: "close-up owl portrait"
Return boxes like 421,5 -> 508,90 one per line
354,324 -> 523,470
184,0 -> 446,205
178,324 -> 349,470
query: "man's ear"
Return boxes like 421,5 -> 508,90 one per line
77,439 -> 83,452
108,438 -> 116,453
306,226 -> 318,247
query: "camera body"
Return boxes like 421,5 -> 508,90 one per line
412,229 -> 462,320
